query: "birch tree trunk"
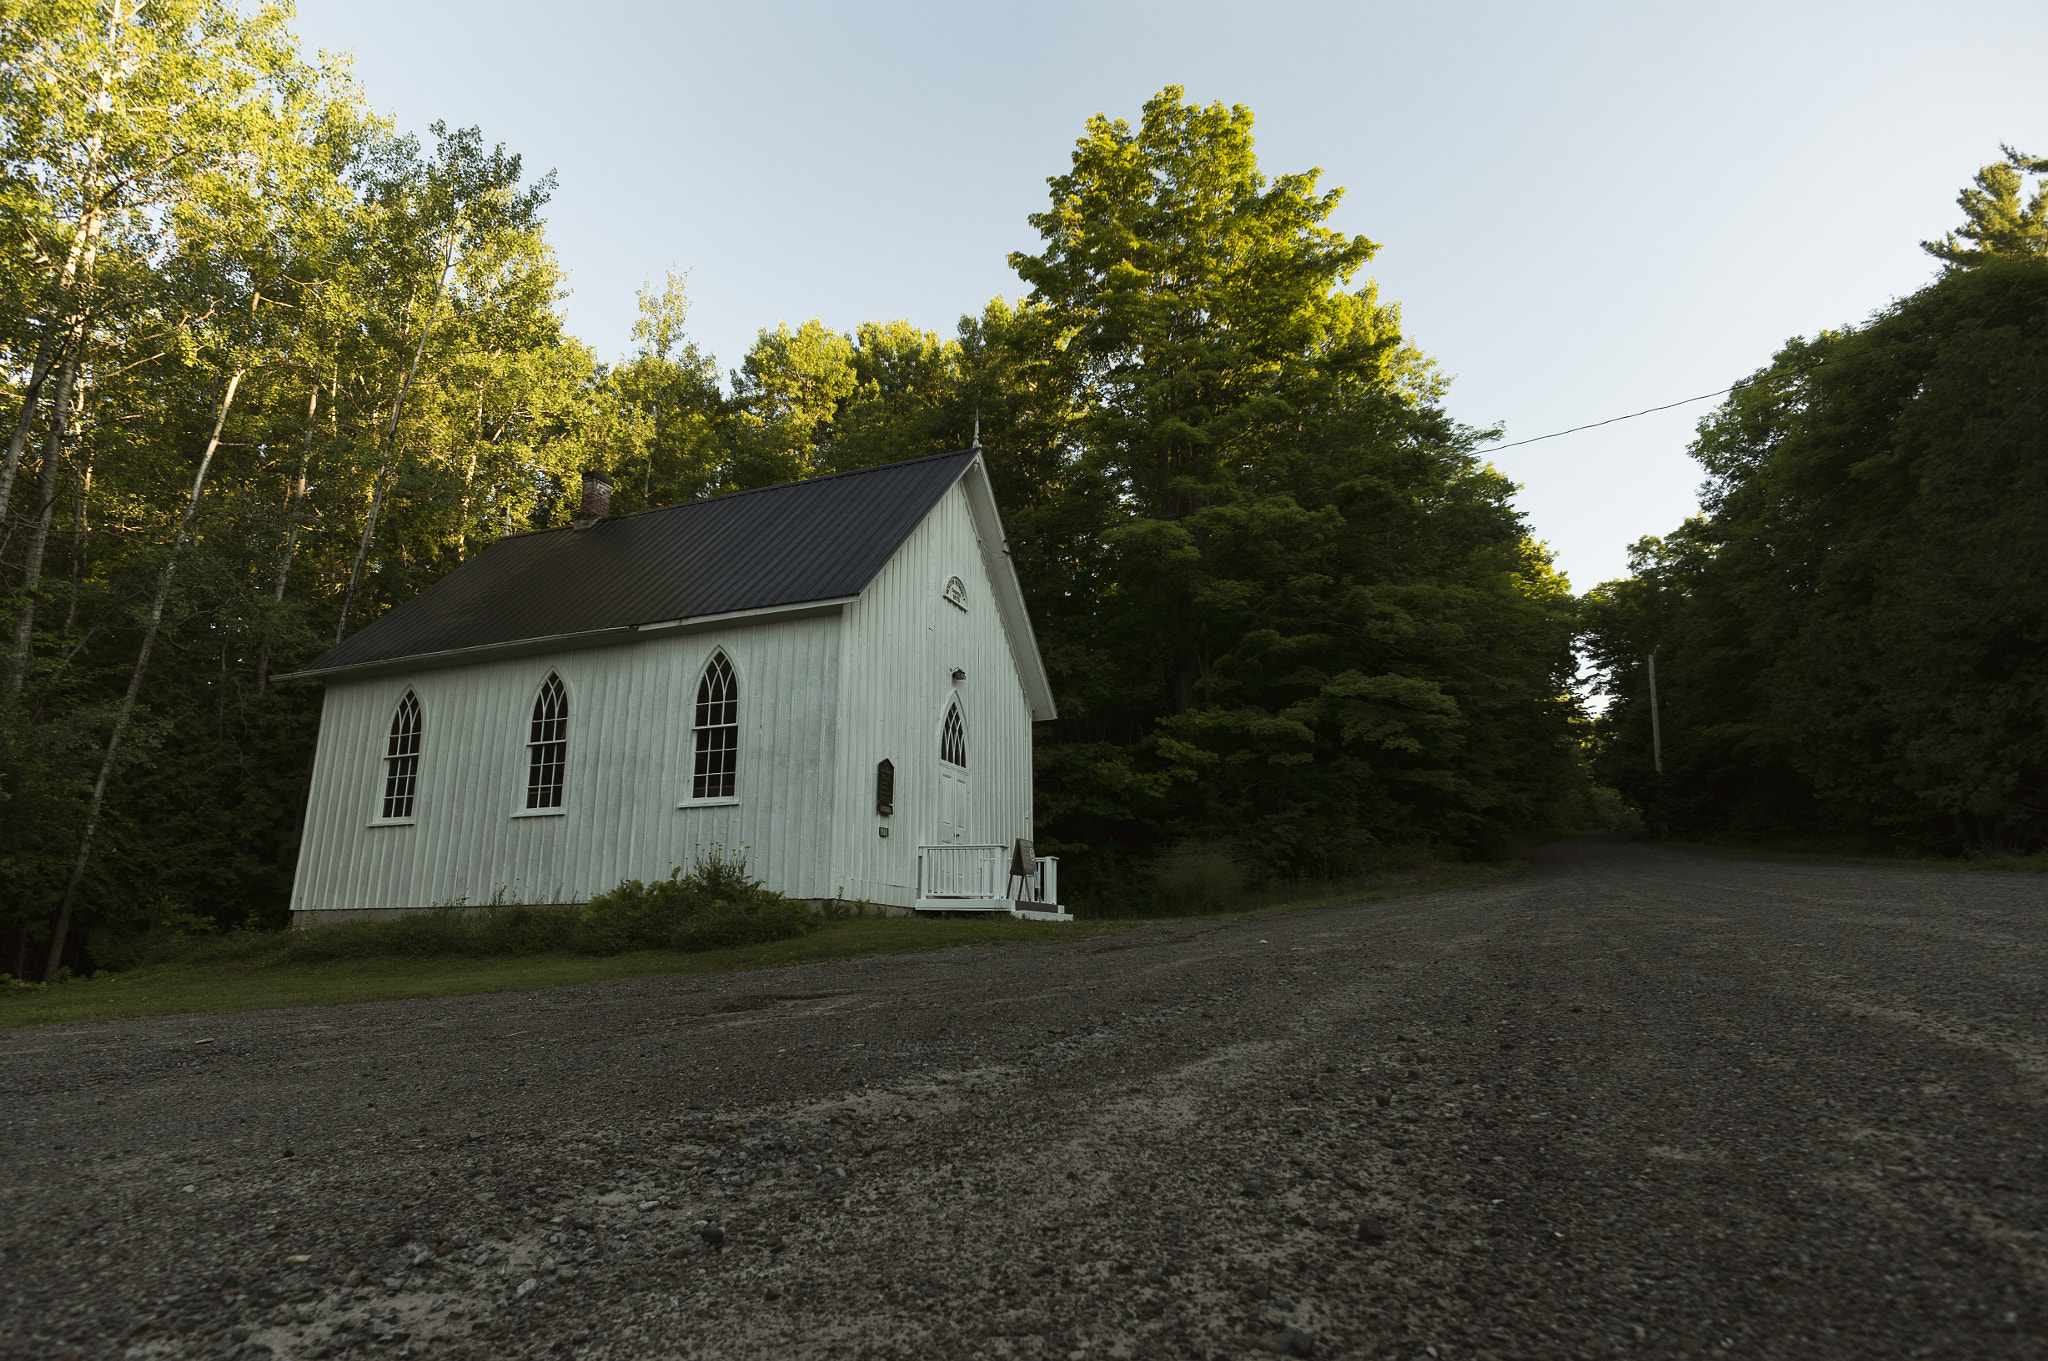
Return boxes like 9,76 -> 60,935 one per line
254,381 -> 321,694
61,452 -> 95,641
336,473 -> 393,646
41,366 -> 242,981
5,356 -> 81,703
0,337 -> 65,523
457,385 -> 484,560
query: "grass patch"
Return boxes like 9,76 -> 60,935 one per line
1665,838 -> 2048,874
0,856 -> 1519,1029
0,915 -> 1135,1029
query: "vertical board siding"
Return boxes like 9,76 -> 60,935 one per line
831,481 -> 1037,907
290,616 -> 842,914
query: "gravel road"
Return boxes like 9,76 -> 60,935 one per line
3,837 -> 2044,1361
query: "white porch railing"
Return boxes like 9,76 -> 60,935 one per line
916,844 -> 1062,914
918,844 -> 1008,899
1029,855 -> 1058,907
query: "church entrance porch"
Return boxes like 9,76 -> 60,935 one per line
914,843 -> 1067,920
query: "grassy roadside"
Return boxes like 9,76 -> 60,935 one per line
0,916 -> 1132,1029
1665,838 -> 2048,874
0,858 -> 1518,1030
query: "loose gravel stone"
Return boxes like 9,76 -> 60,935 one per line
3,838 -> 2045,1359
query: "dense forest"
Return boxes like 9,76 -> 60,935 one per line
0,4 -> 1591,978
1585,147 -> 2048,854
8,4 -> 2033,983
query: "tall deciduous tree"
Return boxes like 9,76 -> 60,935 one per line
994,88 -> 1583,877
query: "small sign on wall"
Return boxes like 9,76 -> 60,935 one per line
943,576 -> 969,611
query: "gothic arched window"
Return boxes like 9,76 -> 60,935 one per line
692,652 -> 739,799
381,690 -> 422,819
940,699 -> 966,768
526,673 -> 568,809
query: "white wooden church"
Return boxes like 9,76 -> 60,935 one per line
286,449 -> 1066,923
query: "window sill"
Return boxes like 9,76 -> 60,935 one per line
366,817 -> 416,828
677,797 -> 740,809
511,807 -> 566,819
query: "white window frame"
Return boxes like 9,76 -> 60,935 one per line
518,671 -> 570,817
681,650 -> 741,807
368,688 -> 423,827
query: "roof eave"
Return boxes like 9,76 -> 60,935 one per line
276,596 -> 857,683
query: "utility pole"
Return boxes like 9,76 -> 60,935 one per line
1647,645 -> 1664,775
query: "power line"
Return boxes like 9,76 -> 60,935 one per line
1004,280 -> 2040,546
1475,386 -> 1739,452
1475,275 -> 2036,454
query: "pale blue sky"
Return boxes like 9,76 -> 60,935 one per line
293,0 -> 2047,592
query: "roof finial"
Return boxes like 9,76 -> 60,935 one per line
972,408 -> 981,450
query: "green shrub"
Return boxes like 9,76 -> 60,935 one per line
669,896 -> 817,951
471,904 -> 583,956
573,879 -> 677,953
578,851 -> 816,954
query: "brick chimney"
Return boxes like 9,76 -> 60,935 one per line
573,469 -> 613,529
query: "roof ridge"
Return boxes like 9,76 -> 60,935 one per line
610,448 -> 977,524
485,450 -> 978,542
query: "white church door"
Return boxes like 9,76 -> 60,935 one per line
936,699 -> 969,843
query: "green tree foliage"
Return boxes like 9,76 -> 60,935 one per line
1922,146 -> 2048,268
723,317 -> 964,486
1585,231 -> 2048,851
591,270 -> 726,514
727,318 -> 861,485
0,2 -> 598,977
986,89 -> 1582,877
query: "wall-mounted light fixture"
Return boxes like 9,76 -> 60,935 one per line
951,668 -> 967,683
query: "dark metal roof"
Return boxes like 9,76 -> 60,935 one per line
298,449 -> 978,676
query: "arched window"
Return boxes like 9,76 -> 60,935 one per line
526,673 -> 568,809
940,699 -> 966,768
692,652 -> 739,799
382,691 -> 422,819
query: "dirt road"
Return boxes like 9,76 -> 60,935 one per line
3,837 -> 2043,1361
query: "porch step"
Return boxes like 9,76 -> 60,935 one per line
913,898 -> 1072,922
1010,901 -> 1073,923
